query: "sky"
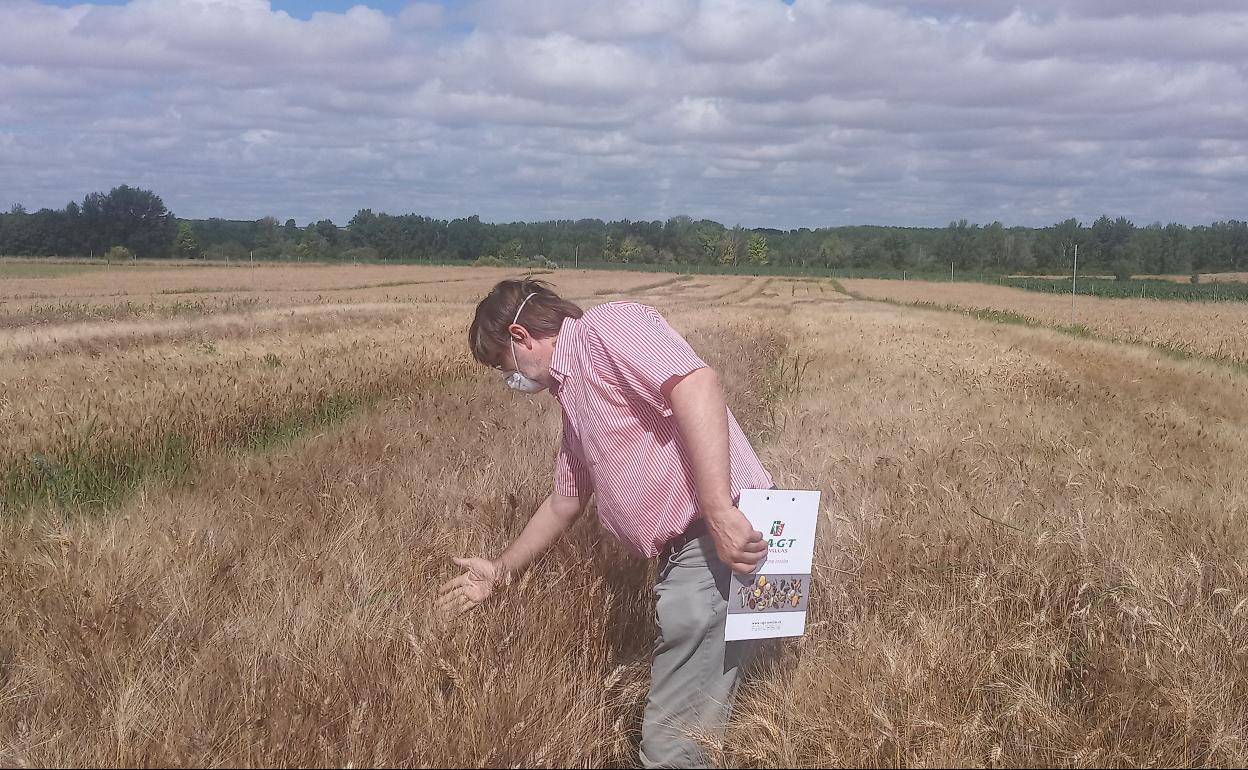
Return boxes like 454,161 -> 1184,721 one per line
3,0 -> 1246,228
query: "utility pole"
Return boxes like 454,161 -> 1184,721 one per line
951,261 -> 955,281
575,243 -> 580,269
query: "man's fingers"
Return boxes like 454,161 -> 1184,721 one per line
736,551 -> 767,572
438,573 -> 469,594
435,589 -> 478,619
748,530 -> 765,542
734,541 -> 768,558
434,586 -> 463,612
434,584 -> 462,603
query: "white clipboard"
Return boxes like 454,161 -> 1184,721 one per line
725,488 -> 820,641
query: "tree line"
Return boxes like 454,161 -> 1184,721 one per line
3,185 -> 1246,276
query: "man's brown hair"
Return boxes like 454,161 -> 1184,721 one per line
469,279 -> 584,367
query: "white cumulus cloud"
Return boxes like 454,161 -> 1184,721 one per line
0,0 -> 1244,228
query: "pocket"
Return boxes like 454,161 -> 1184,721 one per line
655,564 -> 721,643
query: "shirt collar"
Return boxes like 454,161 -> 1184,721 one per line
548,315 -> 579,385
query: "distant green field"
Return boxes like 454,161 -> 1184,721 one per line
1003,276 -> 1248,302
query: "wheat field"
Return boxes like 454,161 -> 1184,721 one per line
841,278 -> 1248,367
2,263 -> 1246,767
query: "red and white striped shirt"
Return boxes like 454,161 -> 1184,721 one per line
549,301 -> 774,559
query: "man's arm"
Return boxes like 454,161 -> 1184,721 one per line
435,490 -> 591,617
493,490 -> 591,580
665,367 -> 767,575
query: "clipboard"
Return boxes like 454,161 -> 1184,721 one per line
725,488 -> 820,641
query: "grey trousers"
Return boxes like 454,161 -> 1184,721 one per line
639,533 -> 757,768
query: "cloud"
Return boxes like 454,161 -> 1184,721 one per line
0,0 -> 1245,228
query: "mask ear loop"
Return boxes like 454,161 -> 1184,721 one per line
512,291 -> 538,329
510,290 -> 538,357
507,291 -> 539,374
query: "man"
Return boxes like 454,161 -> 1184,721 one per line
437,278 -> 775,768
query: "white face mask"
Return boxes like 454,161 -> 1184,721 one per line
503,292 -> 548,393
505,355 -> 547,393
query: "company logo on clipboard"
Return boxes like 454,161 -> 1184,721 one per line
770,521 -> 785,537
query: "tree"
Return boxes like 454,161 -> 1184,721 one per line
718,231 -> 738,265
2,204 -> 35,255
937,220 -> 982,271
205,241 -> 247,261
1161,223 -> 1190,275
314,219 -> 340,247
882,232 -> 909,269
618,236 -> 643,264
817,236 -> 849,269
255,216 -> 279,245
982,221 -> 1006,268
79,192 -> 108,257
447,215 -> 486,261
660,215 -> 705,263
105,245 -> 134,263
697,227 -> 721,264
90,185 -> 177,258
1090,215 -> 1134,271
850,238 -> 885,268
747,233 -> 769,266
296,225 -> 330,261
716,225 -> 746,266
499,238 -> 524,262
174,222 -> 201,259
1112,256 -> 1136,281
348,209 -> 377,248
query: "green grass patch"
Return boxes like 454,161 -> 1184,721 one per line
240,393 -> 366,454
1,392 -> 371,516
3,433 -> 197,512
1003,276 -> 1248,302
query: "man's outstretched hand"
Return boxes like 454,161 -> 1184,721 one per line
435,556 -> 500,618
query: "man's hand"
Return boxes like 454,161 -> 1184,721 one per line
435,557 -> 501,618
704,506 -> 768,575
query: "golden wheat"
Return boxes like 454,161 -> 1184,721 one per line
1,267 -> 1245,767
842,277 -> 1248,366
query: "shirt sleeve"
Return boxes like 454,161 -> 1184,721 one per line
590,302 -> 708,418
555,420 -> 592,497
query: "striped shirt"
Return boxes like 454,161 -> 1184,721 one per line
549,301 -> 774,559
